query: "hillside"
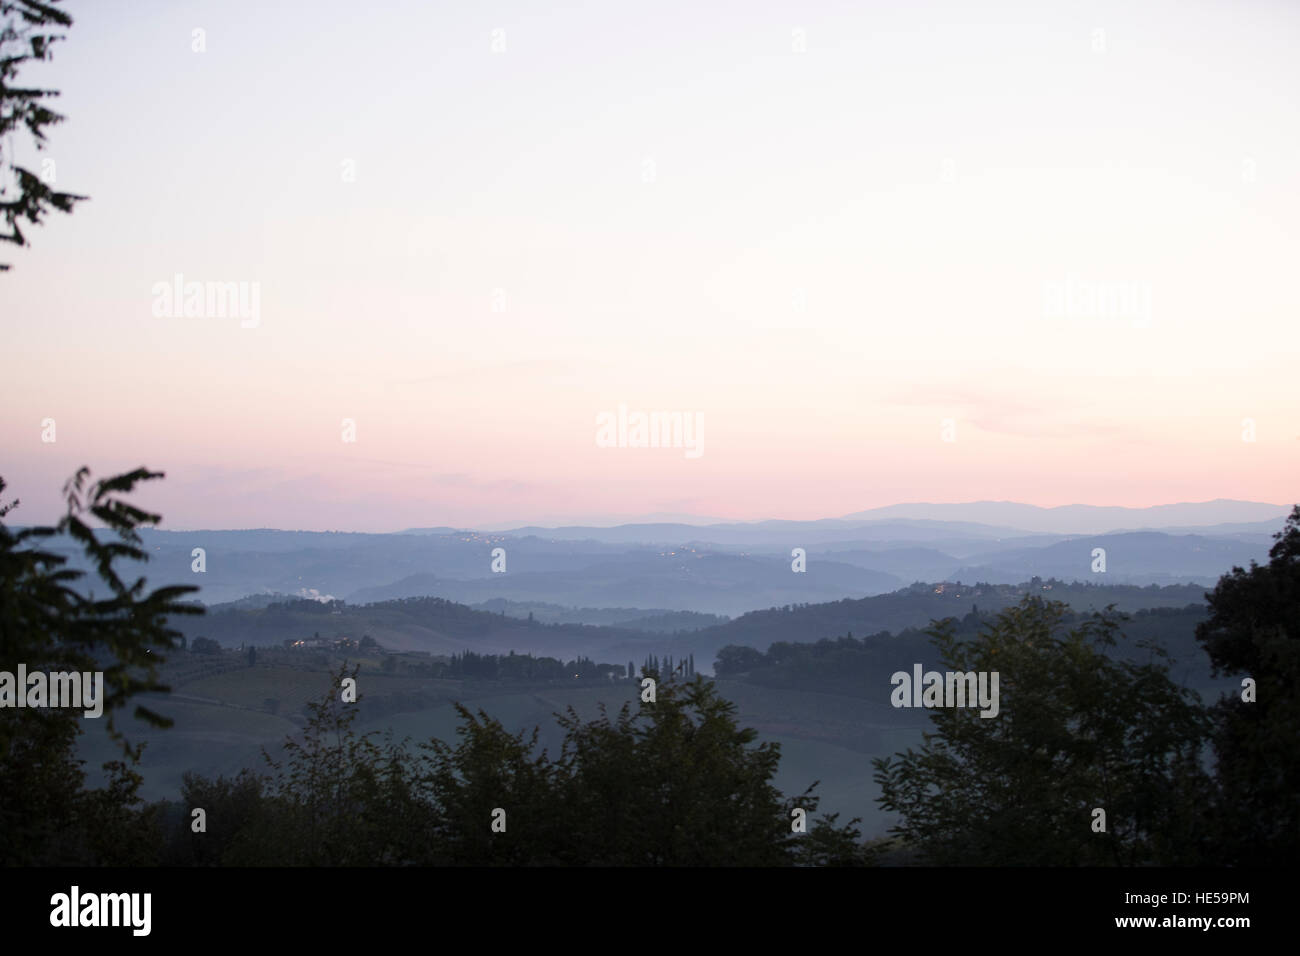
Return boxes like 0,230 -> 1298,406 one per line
678,579 -> 1210,668
176,579 -> 1211,676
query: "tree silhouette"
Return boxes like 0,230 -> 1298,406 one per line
873,595 -> 1211,865
1195,504 -> 1300,864
0,0 -> 86,269
176,664 -> 871,865
550,671 -> 868,865
0,466 -> 202,863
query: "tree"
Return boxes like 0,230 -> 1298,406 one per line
0,466 -> 202,863
161,770 -> 266,866
549,672 -> 869,865
201,665 -> 871,865
0,0 -> 86,269
420,703 -> 562,865
873,596 -> 1211,865
1195,504 -> 1300,864
713,644 -> 764,676
225,663 -> 425,865
191,636 -> 221,655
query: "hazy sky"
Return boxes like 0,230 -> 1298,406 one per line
4,0 -> 1298,530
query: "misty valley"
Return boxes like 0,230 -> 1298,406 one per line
50,508 -> 1263,860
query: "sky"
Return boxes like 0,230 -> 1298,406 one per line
3,0 -> 1298,531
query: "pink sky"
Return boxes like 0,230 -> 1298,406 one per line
4,0 -> 1298,530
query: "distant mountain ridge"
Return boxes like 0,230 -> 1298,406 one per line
27,498 -> 1288,541
484,500 -> 1289,545
839,500 -> 1288,535
33,505 -> 1287,611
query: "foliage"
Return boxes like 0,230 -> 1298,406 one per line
220,663 -> 424,866
1194,505 -> 1300,864
420,702 -> 563,865
872,596 -> 1212,865
160,769 -> 267,866
0,0 -> 86,269
0,466 -> 202,863
546,672 -> 866,865
177,665 -> 872,865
